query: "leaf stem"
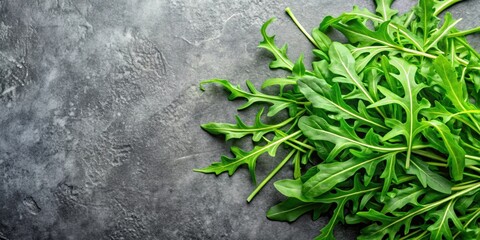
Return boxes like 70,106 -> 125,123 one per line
455,181 -> 480,190
467,165 -> 480,174
247,149 -> 297,202
414,150 -> 480,175
288,138 -> 316,151
451,181 -> 480,191
399,229 -> 426,240
413,150 -> 480,164
449,26 -> 480,38
455,55 -> 469,66
454,179 -> 479,187
412,150 -> 446,162
395,175 -> 417,184
433,0 -> 463,16
276,131 -> 307,153
463,172 -> 480,179
426,162 -> 447,167
449,109 -> 480,118
285,7 -> 320,49
403,11 -> 415,27
462,142 -> 480,152
401,44 -> 469,66
398,46 -> 437,59
467,154 -> 480,162
283,141 -> 307,153
275,130 -> 316,151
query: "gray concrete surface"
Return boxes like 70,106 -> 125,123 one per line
0,0 -> 478,239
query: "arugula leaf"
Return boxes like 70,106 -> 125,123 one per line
415,0 -> 438,42
329,42 -> 377,104
426,200 -> 463,240
200,79 -> 299,117
312,29 -> 332,54
368,57 -> 430,169
299,116 -> 404,161
357,208 -> 412,240
259,18 -> 294,71
297,76 -> 386,129
424,120 -> 466,181
404,157 -> 453,194
274,178 -> 310,201
331,20 -> 395,54
381,184 -> 427,213
301,153 -> 391,198
352,46 -> 396,73
424,13 -> 461,51
374,0 -> 398,21
340,6 -> 383,24
327,18 -> 437,60
314,198 -> 347,240
201,108 -> 297,141
434,55 -> 480,132
194,131 -> 301,183
267,198 -> 325,222
379,153 -> 398,201
261,55 -> 308,89
277,175 -> 383,239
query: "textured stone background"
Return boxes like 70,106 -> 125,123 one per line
1,0 -> 479,239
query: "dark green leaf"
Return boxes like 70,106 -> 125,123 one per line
297,76 -> 386,129
380,153 -> 398,201
368,57 -> 431,169
314,198 -> 347,240
194,131 -> 301,183
434,55 -> 480,132
299,116 -> 404,162
267,198 -> 325,222
201,108 -> 293,141
426,200 -> 463,240
404,157 -> 453,194
302,153 -> 391,198
381,184 -> 427,213
424,120 -> 466,181
200,79 -> 298,117
329,42 -> 376,103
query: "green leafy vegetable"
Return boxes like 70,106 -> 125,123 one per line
196,0 -> 480,239
259,18 -> 294,71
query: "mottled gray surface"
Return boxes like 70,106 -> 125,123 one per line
1,0 -> 479,239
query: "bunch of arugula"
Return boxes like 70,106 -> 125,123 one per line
195,0 -> 480,239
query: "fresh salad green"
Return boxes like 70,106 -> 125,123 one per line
195,0 -> 480,239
